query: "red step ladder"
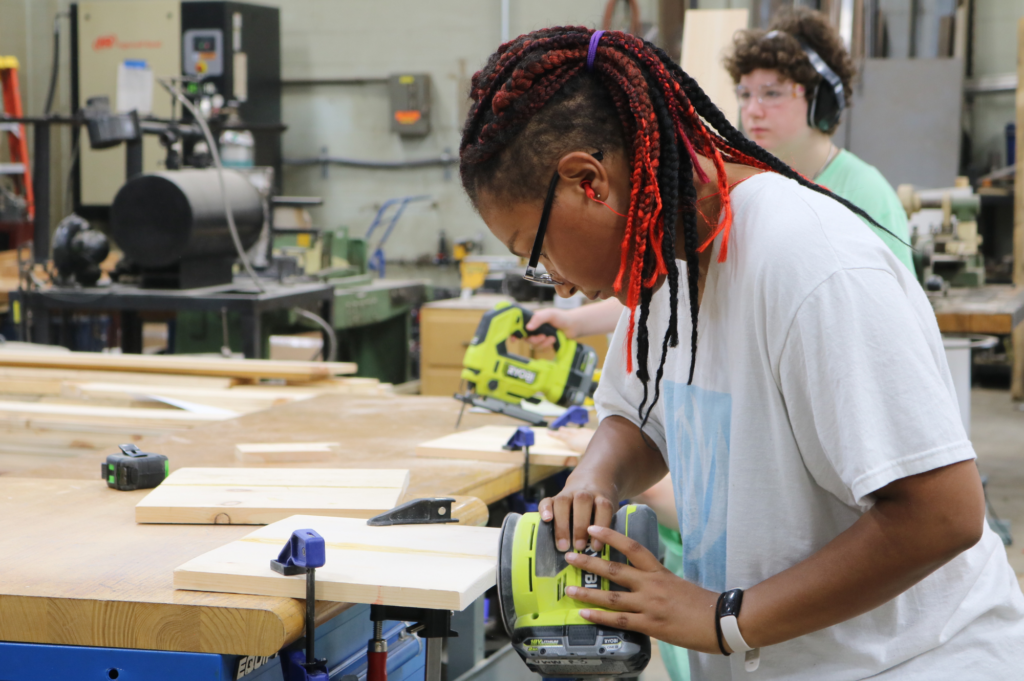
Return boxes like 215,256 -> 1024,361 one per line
0,55 -> 35,249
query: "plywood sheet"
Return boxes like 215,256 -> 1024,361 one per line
174,514 -> 499,611
416,425 -> 591,466
681,9 -> 749,127
136,468 -> 410,525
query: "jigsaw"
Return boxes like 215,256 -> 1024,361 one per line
455,302 -> 598,426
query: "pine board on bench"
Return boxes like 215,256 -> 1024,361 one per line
136,468 -> 410,525
173,514 -> 499,611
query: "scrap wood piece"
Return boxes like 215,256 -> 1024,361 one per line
415,425 -> 591,466
0,350 -> 357,382
136,467 -> 411,525
173,514 -> 499,611
0,400 -> 229,426
67,382 -> 308,413
234,441 -> 340,463
0,366 -> 237,392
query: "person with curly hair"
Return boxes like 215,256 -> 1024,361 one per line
726,6 -> 914,272
461,23 -> 1024,681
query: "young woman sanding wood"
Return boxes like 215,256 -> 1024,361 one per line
459,27 -> 1024,680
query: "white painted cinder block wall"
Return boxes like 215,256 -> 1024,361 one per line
276,0 -> 656,260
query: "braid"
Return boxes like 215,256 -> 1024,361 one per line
460,28 -> 907,429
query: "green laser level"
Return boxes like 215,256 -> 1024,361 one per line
103,444 -> 169,491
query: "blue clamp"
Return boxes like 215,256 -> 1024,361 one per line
270,529 -> 326,576
503,426 -> 535,451
549,406 -> 589,431
272,529 -> 329,681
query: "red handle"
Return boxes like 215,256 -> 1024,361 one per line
367,650 -> 387,681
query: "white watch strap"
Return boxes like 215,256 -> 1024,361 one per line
720,615 -> 761,672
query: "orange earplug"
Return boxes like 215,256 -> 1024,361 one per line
581,181 -> 627,217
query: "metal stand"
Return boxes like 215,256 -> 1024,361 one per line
13,280 -> 334,358
370,605 -> 456,681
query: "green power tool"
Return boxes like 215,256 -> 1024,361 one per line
497,505 -> 658,677
455,302 -> 598,426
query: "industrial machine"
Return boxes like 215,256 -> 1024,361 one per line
111,168 -> 264,288
497,504 -> 658,678
899,182 -> 985,288
455,302 -> 598,426
71,0 -> 281,216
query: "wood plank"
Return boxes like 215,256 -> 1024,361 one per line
0,350 -> 356,382
0,400 -> 229,427
67,382 -> 312,413
680,9 -> 750,127
174,515 -> 499,611
235,441 -> 340,463
136,468 -> 410,525
1015,17 -> 1024,287
0,367 -> 236,395
416,425 -> 592,466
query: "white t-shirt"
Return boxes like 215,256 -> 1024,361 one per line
596,173 -> 1024,680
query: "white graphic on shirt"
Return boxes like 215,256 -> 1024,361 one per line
663,382 -> 731,593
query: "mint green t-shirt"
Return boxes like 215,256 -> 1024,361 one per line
815,149 -> 915,273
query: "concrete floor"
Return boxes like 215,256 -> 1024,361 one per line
640,387 -> 1024,681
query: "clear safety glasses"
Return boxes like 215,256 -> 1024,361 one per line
522,169 -> 566,287
735,82 -> 801,109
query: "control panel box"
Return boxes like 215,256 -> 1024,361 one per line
389,73 -> 431,137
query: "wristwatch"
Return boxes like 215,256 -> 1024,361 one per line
715,588 -> 761,672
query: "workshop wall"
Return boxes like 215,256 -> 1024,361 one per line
276,0 -> 657,262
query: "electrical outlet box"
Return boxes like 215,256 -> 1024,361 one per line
389,73 -> 431,136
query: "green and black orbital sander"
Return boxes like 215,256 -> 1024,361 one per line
497,504 -> 659,677
456,302 -> 598,426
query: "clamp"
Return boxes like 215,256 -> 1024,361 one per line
503,426 -> 535,501
548,404 -> 589,430
271,529 -> 329,681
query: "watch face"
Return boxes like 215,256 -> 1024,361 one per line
718,588 -> 744,617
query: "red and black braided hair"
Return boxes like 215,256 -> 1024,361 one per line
460,26 -> 895,425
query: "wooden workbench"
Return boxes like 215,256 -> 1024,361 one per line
0,394 -> 565,656
930,285 -> 1024,399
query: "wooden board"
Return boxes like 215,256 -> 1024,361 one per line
68,382 -> 314,413
681,9 -> 749,127
0,350 -> 356,382
0,400 -> 228,427
416,425 -> 591,466
136,468 -> 410,525
1015,17 -> 1024,288
235,441 -> 340,463
174,514 -> 499,611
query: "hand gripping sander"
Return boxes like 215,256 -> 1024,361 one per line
497,504 -> 659,677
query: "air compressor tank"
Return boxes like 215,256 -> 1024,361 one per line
110,168 -> 264,288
